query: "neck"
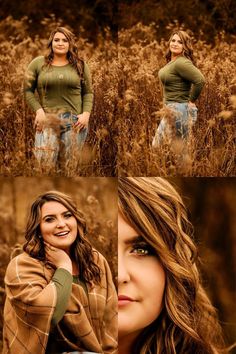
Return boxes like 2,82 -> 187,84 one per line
52,54 -> 68,64
171,54 -> 181,61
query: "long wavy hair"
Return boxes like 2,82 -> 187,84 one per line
44,27 -> 84,79
23,191 -> 101,285
118,177 -> 228,354
165,30 -> 194,63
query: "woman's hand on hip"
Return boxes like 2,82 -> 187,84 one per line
75,112 -> 90,131
35,108 -> 47,131
188,101 -> 197,108
44,242 -> 72,274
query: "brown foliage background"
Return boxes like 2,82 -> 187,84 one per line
172,177 -> 236,352
0,177 -> 117,350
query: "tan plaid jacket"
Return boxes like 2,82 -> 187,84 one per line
3,251 -> 117,354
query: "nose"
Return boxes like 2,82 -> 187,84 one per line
56,217 -> 66,228
118,250 -> 131,284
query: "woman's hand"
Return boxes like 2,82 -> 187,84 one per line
44,242 -> 72,274
75,112 -> 90,131
35,108 -> 47,132
188,101 -> 197,108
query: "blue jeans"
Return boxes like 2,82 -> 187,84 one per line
34,112 -> 88,166
152,102 -> 198,147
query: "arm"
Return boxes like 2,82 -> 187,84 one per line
81,61 -> 94,113
51,268 -> 73,327
175,58 -> 205,102
24,57 -> 43,112
76,62 -> 94,130
101,258 -> 118,353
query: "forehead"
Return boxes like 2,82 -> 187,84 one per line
171,34 -> 181,41
53,32 -> 67,40
41,201 -> 68,216
118,212 -> 138,240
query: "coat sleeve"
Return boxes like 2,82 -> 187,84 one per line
4,253 -> 57,314
101,257 -> 118,354
3,253 -> 57,354
81,61 -> 94,113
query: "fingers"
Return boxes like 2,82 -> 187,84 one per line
44,241 -> 57,252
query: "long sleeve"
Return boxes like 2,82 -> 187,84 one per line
51,268 -> 73,327
101,258 -> 118,354
24,56 -> 44,112
81,61 -> 94,113
3,253 -> 57,354
175,58 -> 205,102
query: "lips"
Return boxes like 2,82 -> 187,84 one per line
54,231 -> 70,237
118,295 -> 135,306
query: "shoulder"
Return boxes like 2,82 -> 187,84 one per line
5,252 -> 49,281
92,249 -> 110,271
174,56 -> 194,69
27,56 -> 45,70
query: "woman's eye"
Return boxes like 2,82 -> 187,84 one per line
64,213 -> 72,218
131,243 -> 154,256
45,217 -> 54,222
133,247 -> 149,255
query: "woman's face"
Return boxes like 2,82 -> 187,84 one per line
40,201 -> 77,252
118,212 -> 165,341
169,33 -> 183,57
52,32 -> 69,56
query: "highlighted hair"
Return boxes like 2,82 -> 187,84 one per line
119,177 -> 228,354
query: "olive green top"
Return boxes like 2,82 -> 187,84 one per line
24,56 -> 93,114
158,56 -> 205,103
46,268 -> 88,354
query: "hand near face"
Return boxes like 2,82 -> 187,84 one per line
44,241 -> 72,274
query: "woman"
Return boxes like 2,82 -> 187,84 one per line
24,27 -> 93,166
118,177 -> 230,354
3,191 -> 117,354
152,30 -> 205,147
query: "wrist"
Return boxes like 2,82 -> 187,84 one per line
58,263 -> 72,274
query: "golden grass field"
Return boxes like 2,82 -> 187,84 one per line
118,23 -> 236,176
0,17 -> 118,176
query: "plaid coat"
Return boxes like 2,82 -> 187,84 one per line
3,251 -> 117,354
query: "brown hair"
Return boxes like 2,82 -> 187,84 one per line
166,30 -> 194,63
118,177 -> 229,354
44,27 -> 84,79
23,190 -> 101,285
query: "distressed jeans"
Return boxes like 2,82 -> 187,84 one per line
152,102 -> 198,147
34,112 -> 88,166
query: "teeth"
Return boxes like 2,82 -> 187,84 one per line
55,231 -> 69,236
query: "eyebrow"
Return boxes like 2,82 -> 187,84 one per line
124,235 -> 145,245
42,210 -> 70,220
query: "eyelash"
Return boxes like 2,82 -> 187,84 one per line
172,39 -> 182,44
131,243 -> 154,256
45,213 -> 72,222
54,39 -> 68,42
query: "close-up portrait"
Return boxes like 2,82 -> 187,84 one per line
118,177 -> 236,354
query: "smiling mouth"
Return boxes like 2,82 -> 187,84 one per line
54,231 -> 70,237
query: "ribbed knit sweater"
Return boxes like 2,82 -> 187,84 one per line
158,56 -> 205,103
24,56 -> 93,114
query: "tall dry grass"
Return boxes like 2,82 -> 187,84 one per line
0,17 -> 118,176
118,23 -> 236,176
